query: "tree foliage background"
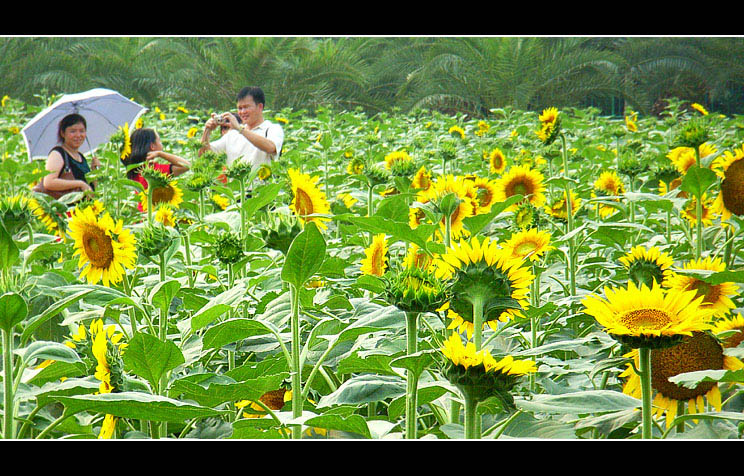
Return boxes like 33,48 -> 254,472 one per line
2,36 -> 744,117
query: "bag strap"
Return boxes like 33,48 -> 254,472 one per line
51,146 -> 72,176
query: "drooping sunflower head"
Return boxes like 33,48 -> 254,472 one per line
288,168 -> 331,231
260,211 -> 302,255
383,265 -> 449,314
360,233 -> 389,277
663,257 -> 740,317
691,103 -> 709,116
494,165 -> 546,211
90,319 -> 127,395
346,156 -> 365,176
384,150 -> 416,176
711,145 -> 744,219
441,333 -> 536,404
0,194 -> 35,235
434,236 -> 534,337
501,228 -> 554,263
618,245 -> 674,288
28,196 -> 67,239
620,331 -> 743,428
448,125 -> 466,140
67,206 -> 137,287
581,281 -> 715,348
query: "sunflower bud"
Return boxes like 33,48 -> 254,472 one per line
439,140 -> 458,163
137,222 -> 175,258
0,195 -> 34,235
214,231 -> 244,265
675,119 -> 710,149
260,213 -> 302,255
226,160 -> 253,181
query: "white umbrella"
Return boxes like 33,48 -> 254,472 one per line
21,88 -> 147,161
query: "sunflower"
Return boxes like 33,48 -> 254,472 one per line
663,257 -> 739,317
28,197 -> 66,239
384,150 -> 413,170
544,190 -> 581,221
691,103 -> 709,115
236,388 -> 288,418
711,145 -> 744,219
475,120 -> 490,137
90,319 -> 126,439
336,192 -> 357,209
360,233 -> 388,277
257,164 -> 272,181
118,122 -> 132,160
434,236 -> 534,338
441,333 -> 536,403
211,193 -> 230,211
494,165 -> 546,212
535,107 -> 561,145
618,245 -> 674,288
487,148 -> 507,175
67,206 -> 137,287
667,143 -> 717,175
288,168 -> 331,231
625,111 -> 638,132
416,174 -> 477,241
154,204 -> 176,227
592,171 -> 625,218
581,281 -> 715,348
501,228 -> 554,262
658,176 -> 686,198
402,243 -> 434,271
411,166 -> 432,191
619,332 -> 743,428
712,313 -> 744,349
466,176 -> 499,215
448,125 -> 466,139
346,157 -> 365,175
681,193 -> 717,227
139,181 -> 184,212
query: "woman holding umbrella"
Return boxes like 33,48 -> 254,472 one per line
41,113 -> 101,196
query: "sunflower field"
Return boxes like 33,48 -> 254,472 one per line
2,93 -> 744,440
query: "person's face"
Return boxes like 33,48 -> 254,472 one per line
150,132 -> 163,152
237,95 -> 262,126
61,122 -> 86,149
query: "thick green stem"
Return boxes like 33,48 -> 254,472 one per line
638,346 -> 653,439
560,134 -> 576,300
289,284 -> 303,439
463,389 -> 479,439
405,312 -> 419,439
147,183 -> 154,226
694,147 -> 703,260
2,329 -> 15,439
472,295 -> 485,352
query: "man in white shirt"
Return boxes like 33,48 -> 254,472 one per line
199,86 -> 284,168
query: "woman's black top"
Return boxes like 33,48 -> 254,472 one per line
52,146 -> 93,189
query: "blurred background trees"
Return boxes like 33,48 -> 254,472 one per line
2,36 -> 743,118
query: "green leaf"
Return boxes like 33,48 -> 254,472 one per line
190,282 -> 246,330
121,333 -> 185,389
316,374 -> 405,408
53,392 -> 227,422
0,292 -> 27,332
281,221 -> 326,288
303,414 -> 371,439
389,349 -> 439,379
387,383 -> 451,420
202,318 -> 274,350
0,221 -> 19,272
19,340 -> 82,367
341,215 -> 439,252
242,182 -> 282,221
668,368 -> 744,389
680,165 -> 717,199
169,372 -> 288,408
149,279 -> 181,312
463,194 -> 523,236
337,351 -> 397,377
515,390 -> 641,414
20,289 -> 92,344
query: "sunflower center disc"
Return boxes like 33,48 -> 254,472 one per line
82,225 -> 114,268
651,332 -> 723,401
295,189 -> 313,217
152,185 -> 175,205
620,308 -> 670,331
687,280 -> 721,306
721,158 -> 744,216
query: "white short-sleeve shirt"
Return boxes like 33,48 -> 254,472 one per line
210,120 -> 284,167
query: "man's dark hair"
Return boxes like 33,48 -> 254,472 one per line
237,86 -> 265,106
